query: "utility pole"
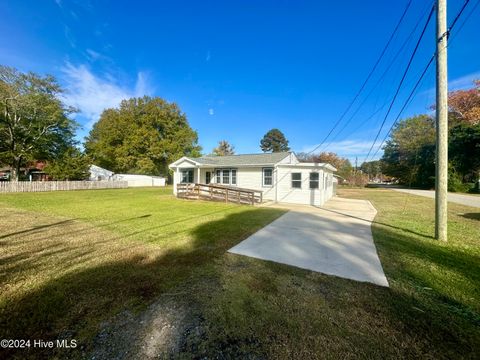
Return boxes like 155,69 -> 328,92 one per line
435,0 -> 448,241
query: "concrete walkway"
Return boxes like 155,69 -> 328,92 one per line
228,197 -> 389,287
392,188 -> 480,208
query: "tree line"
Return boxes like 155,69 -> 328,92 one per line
0,66 -> 292,181
6,64 -> 474,189
368,80 -> 479,192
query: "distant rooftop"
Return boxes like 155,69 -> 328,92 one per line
190,152 -> 292,166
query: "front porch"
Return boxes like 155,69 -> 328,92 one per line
177,167 -> 237,186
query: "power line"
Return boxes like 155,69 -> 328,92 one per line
448,0 -> 471,34
305,0 -> 413,155
368,0 -> 474,162
318,1 -> 435,153
449,0 -> 479,43
363,4 -> 435,163
370,55 -> 435,160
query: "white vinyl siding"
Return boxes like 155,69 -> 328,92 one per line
236,167 -> 276,200
276,167 -> 334,206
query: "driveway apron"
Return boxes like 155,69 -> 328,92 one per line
228,197 -> 389,287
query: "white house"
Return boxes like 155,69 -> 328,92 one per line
89,165 -> 114,181
112,173 -> 166,187
89,165 -> 166,187
169,152 -> 336,206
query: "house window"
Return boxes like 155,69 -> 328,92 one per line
309,172 -> 319,189
181,169 -> 194,183
206,171 -> 211,184
291,173 -> 302,188
215,169 -> 237,185
222,169 -> 230,184
262,168 -> 273,187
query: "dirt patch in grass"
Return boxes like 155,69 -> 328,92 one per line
88,292 -> 202,359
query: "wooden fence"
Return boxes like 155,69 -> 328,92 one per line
177,183 -> 263,205
0,181 -> 128,193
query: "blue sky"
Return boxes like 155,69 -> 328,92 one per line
1,0 -> 478,162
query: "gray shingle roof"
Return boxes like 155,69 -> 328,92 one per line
191,152 -> 291,166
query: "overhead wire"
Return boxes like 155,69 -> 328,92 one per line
363,4 -> 435,163
305,0 -> 413,155
318,0 -> 435,153
368,0 -> 474,161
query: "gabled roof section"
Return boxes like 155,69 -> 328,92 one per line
172,152 -> 293,167
169,156 -> 202,168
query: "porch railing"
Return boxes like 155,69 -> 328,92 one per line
176,183 -> 262,205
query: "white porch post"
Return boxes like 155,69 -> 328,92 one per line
274,166 -> 278,203
174,168 -> 179,195
196,167 -> 201,184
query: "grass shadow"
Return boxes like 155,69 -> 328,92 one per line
0,207 -> 284,359
0,219 -> 76,240
319,206 -> 434,240
459,212 -> 480,221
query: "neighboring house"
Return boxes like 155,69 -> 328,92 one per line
113,174 -> 166,187
0,161 -> 50,181
89,165 -> 166,187
89,165 -> 114,181
169,152 -> 336,206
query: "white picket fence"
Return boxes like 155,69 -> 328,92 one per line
0,181 -> 128,193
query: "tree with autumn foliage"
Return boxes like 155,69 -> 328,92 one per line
447,80 -> 480,188
381,80 -> 480,190
448,80 -> 480,126
212,140 -> 235,156
298,151 -> 353,179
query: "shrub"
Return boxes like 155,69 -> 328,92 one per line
448,168 -> 470,193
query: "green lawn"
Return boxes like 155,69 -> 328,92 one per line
1,187 -> 479,359
0,187 -> 285,359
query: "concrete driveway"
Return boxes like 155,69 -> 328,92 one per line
228,197 -> 389,287
392,188 -> 480,208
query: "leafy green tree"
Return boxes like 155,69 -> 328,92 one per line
382,82 -> 480,190
260,128 -> 290,152
43,147 -> 91,180
85,96 -> 201,175
360,160 -> 383,180
449,123 -> 480,183
381,115 -> 436,188
212,140 -> 235,156
0,66 -> 77,181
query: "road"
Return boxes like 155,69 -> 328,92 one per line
392,188 -> 480,208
